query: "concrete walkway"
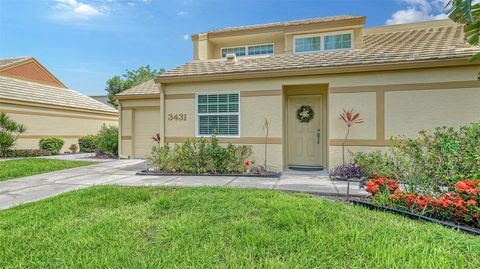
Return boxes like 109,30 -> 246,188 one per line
0,159 -> 368,210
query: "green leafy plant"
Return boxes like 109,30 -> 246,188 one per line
447,0 -> 480,62
96,125 -> 119,157
146,135 -> 253,174
78,135 -> 98,153
0,113 -> 26,157
6,149 -> 51,158
39,137 -> 65,155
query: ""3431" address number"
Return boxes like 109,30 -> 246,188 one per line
168,114 -> 187,121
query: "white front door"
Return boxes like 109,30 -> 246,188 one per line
287,95 -> 323,167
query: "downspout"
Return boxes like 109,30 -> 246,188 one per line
159,83 -> 166,145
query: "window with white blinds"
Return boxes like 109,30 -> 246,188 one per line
197,93 -> 240,136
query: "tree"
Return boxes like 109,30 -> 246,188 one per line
105,65 -> 165,108
447,0 -> 480,62
0,113 -> 26,157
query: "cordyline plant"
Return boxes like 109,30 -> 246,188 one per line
152,133 -> 161,145
339,109 -> 364,166
0,112 -> 26,157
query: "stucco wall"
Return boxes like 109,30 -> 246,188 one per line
1,102 -> 118,153
119,65 -> 480,171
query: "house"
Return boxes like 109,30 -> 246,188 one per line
0,56 -> 118,152
116,16 -> 480,172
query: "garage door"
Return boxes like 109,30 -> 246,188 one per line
134,109 -> 160,158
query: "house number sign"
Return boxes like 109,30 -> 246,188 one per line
168,114 -> 187,121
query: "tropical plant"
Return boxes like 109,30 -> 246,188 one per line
152,133 -> 161,145
0,113 -> 26,157
39,137 -> 65,155
96,125 -> 119,157
262,118 -> 269,173
339,109 -> 364,166
447,0 -> 480,62
69,144 -> 78,153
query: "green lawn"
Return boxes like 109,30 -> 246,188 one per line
0,158 -> 94,181
0,187 -> 478,268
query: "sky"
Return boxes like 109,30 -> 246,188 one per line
0,0 -> 453,95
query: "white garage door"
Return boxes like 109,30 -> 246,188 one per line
134,109 -> 160,158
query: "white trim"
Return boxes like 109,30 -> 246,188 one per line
293,30 -> 354,54
195,92 -> 241,138
220,43 -> 275,58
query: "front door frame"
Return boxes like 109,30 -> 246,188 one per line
283,84 -> 329,169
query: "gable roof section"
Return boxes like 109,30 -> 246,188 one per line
0,57 -> 67,88
0,76 -> 117,115
157,20 -> 480,84
116,79 -> 160,98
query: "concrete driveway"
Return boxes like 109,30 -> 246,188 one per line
0,159 -> 368,210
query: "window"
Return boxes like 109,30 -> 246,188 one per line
294,32 -> 353,53
197,93 -> 239,136
324,33 -> 352,50
221,44 -> 274,58
294,36 -> 321,53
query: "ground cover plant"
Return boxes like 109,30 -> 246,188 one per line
0,158 -> 94,182
0,186 -> 479,268
147,135 -> 255,174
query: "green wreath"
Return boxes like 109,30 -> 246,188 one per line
296,105 -> 314,123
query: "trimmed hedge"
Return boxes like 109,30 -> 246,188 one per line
39,137 -> 65,155
78,135 -> 97,153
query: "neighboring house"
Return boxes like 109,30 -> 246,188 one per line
116,16 -> 480,172
0,56 -> 118,152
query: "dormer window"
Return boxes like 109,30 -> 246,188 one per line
221,43 -> 274,58
294,31 -> 353,53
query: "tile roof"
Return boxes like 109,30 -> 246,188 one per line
0,56 -> 31,70
159,21 -> 479,82
0,76 -> 117,114
117,79 -> 160,96
204,15 -> 364,35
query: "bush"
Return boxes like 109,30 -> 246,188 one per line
69,144 -> 78,153
367,177 -> 480,228
96,125 -> 118,157
329,163 -> 367,179
354,122 -> 480,193
6,149 -> 52,157
78,135 -> 97,153
0,113 -> 26,157
39,137 -> 65,155
147,135 -> 253,174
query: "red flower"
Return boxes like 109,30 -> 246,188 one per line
243,161 -> 252,167
467,199 -> 477,206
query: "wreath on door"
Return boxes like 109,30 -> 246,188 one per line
296,105 -> 315,123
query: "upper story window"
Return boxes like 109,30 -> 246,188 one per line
221,44 -> 274,58
294,31 -> 353,53
197,93 -> 240,136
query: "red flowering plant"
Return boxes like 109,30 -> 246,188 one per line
366,178 -> 480,228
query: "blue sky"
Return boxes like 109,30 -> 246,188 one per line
0,0 -> 450,95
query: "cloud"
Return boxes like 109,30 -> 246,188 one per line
183,34 -> 190,40
52,0 -> 103,20
177,11 -> 189,16
386,0 -> 449,25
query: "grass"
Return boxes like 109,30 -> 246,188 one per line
0,158 -> 94,182
0,187 -> 479,268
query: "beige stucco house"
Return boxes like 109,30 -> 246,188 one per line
0,56 -> 118,152
116,16 -> 480,172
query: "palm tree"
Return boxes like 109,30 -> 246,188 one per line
447,0 -> 480,62
0,113 -> 26,157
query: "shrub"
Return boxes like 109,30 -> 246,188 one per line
78,135 -> 97,153
6,149 -> 52,157
39,137 -> 65,155
69,144 -> 78,153
329,163 -> 367,179
96,125 -> 118,157
367,178 -> 480,228
353,151 -> 395,178
0,113 -> 26,157
146,135 -> 253,174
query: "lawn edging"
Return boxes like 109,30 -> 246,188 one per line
351,199 -> 480,236
137,170 -> 280,178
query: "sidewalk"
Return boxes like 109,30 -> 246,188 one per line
0,160 -> 368,210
